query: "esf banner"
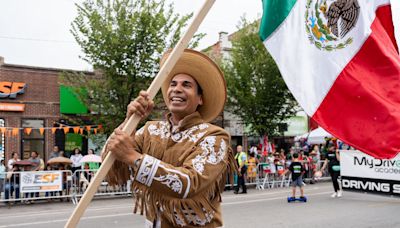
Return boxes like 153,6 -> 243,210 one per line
20,171 -> 63,193
341,150 -> 400,195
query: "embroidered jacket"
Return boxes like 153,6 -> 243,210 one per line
106,112 -> 236,228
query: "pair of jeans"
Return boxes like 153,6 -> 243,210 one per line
5,183 -> 20,200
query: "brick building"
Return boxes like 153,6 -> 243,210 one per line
0,56 -> 91,162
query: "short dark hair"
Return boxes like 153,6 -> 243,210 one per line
195,81 -> 203,95
293,153 -> 299,159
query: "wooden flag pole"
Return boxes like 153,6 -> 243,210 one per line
65,0 -> 216,227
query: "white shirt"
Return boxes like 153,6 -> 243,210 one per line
7,158 -> 20,170
70,154 -> 83,168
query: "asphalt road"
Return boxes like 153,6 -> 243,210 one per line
0,182 -> 399,228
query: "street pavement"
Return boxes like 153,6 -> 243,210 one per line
0,182 -> 399,228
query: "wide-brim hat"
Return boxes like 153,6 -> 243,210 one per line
160,49 -> 226,122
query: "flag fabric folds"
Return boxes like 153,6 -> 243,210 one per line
259,0 -> 400,159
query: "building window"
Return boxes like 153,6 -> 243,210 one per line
21,119 -> 45,160
0,119 -> 4,161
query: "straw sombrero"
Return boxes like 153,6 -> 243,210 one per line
161,49 -> 226,122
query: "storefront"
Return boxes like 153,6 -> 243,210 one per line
0,57 -> 100,163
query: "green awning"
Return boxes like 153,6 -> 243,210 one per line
60,85 -> 88,114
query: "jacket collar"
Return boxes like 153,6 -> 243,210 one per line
165,111 -> 205,133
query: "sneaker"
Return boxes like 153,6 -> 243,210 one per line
337,190 -> 343,197
331,192 -> 337,198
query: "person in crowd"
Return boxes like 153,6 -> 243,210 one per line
25,151 -> 41,203
80,163 -> 93,192
87,148 -> 100,170
45,165 -> 56,199
273,152 -> 285,177
234,145 -> 248,194
59,150 -> 65,157
5,164 -> 20,204
282,153 -> 306,200
38,154 -> 45,171
247,151 -> 258,183
0,159 -> 5,199
59,164 -> 71,201
105,49 -> 235,227
321,145 -> 342,197
70,148 -> 83,183
49,146 -> 61,169
7,152 -> 20,170
49,146 -> 60,159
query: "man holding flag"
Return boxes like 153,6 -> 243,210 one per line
259,0 -> 400,159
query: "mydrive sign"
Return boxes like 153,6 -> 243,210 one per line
0,81 -> 26,98
341,150 -> 400,195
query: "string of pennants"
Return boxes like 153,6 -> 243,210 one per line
0,124 -> 103,137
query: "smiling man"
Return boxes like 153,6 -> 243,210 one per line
106,49 -> 236,228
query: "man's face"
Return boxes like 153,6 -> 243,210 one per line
166,74 -> 203,120
31,152 -> 37,158
53,146 -> 59,152
237,146 -> 242,153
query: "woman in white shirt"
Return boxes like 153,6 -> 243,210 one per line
70,148 -> 83,182
7,152 -> 20,171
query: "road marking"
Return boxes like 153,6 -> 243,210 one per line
0,213 -> 134,227
222,191 -> 332,205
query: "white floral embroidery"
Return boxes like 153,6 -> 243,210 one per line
192,136 -> 226,174
207,139 -> 226,164
153,174 -> 183,194
135,126 -> 145,136
174,208 -> 214,226
148,121 -> 209,143
148,121 -> 170,139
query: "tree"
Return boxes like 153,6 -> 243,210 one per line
61,0 -> 204,134
222,20 -> 297,137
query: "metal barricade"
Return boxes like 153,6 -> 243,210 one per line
72,169 -> 131,200
255,162 -> 291,189
0,170 -> 74,205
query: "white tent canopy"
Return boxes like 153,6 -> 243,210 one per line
295,127 -> 332,144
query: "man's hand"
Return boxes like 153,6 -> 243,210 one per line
126,90 -> 154,121
107,129 -> 142,165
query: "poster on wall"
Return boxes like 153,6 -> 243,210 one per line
20,171 -> 63,193
65,133 -> 82,157
340,150 -> 400,195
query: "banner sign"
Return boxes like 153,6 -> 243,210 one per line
341,150 -> 400,195
20,171 -> 63,193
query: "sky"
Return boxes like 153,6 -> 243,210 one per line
0,0 -> 399,71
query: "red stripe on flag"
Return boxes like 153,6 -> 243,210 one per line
312,5 -> 400,159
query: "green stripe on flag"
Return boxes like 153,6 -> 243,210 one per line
259,0 -> 297,41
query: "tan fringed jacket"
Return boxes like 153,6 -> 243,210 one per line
107,112 -> 236,228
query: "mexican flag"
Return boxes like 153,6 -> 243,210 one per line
259,0 -> 400,159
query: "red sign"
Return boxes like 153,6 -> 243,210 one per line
0,81 -> 26,98
0,103 -> 25,112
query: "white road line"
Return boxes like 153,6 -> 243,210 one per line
0,204 -> 134,220
222,185 -> 332,200
0,213 -> 134,227
222,191 -> 333,205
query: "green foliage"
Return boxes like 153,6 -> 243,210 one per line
61,0 -> 204,134
222,20 -> 297,137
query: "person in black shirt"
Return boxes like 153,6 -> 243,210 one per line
283,153 -> 305,199
321,145 -> 342,197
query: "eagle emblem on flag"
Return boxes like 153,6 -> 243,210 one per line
305,0 -> 360,51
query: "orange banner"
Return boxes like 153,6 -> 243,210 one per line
0,103 -> 25,112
